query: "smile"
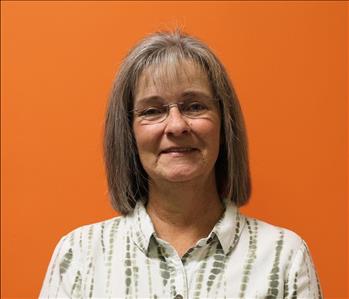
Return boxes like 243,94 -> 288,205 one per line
161,147 -> 198,154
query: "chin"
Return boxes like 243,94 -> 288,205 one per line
161,168 -> 201,182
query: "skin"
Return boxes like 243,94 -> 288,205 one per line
133,61 -> 224,256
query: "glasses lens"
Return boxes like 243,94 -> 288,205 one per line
135,98 -> 217,124
181,101 -> 209,117
139,106 -> 167,123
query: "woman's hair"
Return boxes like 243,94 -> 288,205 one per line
104,30 -> 251,215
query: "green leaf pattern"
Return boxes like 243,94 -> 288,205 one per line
59,248 -> 73,276
239,218 -> 258,298
266,230 -> 285,299
40,201 -> 322,298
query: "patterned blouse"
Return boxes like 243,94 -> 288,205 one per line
40,199 -> 322,298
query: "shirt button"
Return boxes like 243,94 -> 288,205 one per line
174,295 -> 183,299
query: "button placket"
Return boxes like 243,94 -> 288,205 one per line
169,252 -> 189,299
155,237 -> 190,299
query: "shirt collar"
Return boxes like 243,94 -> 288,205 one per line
210,198 -> 244,254
128,198 -> 244,255
127,200 -> 155,254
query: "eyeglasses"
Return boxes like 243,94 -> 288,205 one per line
133,98 -> 220,124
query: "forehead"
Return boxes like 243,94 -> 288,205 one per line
134,60 -> 212,103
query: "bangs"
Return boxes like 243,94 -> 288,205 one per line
134,49 -> 207,95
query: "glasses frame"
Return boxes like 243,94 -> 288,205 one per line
132,98 -> 220,124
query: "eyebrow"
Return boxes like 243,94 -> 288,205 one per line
135,96 -> 164,106
135,90 -> 212,106
181,90 -> 212,99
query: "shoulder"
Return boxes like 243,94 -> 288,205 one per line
237,215 -> 323,297
65,215 -> 125,237
239,216 -> 306,256
46,216 -> 127,274
242,214 -> 304,248
63,216 -> 125,244
239,215 -> 319,279
40,216 -> 129,297
56,216 -> 126,255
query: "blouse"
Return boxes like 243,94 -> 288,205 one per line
39,199 -> 323,298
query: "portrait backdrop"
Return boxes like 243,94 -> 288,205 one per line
1,1 -> 347,298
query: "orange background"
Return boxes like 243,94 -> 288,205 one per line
1,1 -> 347,298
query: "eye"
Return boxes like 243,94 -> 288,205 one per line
184,101 -> 208,113
139,107 -> 165,118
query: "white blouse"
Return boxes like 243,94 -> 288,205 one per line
40,199 -> 322,298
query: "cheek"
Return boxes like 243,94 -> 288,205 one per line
194,119 -> 221,145
133,124 -> 161,154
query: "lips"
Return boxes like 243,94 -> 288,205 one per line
161,147 -> 198,154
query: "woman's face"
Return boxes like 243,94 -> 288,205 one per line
132,61 -> 221,185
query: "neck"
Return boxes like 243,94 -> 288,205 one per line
146,174 -> 224,256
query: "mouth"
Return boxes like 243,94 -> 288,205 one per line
160,147 -> 198,155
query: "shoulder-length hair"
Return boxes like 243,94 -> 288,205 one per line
104,30 -> 251,215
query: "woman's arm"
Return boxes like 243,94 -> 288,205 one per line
284,240 -> 323,299
39,234 -> 81,299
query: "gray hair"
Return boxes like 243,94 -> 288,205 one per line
104,30 -> 251,215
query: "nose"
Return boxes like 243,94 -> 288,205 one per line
163,105 -> 191,136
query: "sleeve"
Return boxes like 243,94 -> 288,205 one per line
284,240 -> 323,299
39,234 -> 82,299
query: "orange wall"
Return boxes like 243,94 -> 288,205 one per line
1,2 -> 347,298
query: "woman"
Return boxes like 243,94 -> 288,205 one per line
40,30 -> 322,298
